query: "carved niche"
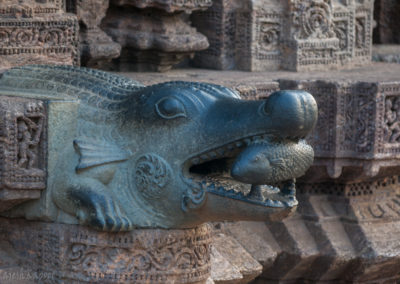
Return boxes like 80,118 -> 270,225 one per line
0,97 -> 47,212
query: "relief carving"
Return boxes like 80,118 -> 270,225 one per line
291,0 -> 335,40
384,96 -> 400,143
0,97 -> 46,211
191,0 -> 374,71
16,105 -> 44,170
0,0 -> 79,70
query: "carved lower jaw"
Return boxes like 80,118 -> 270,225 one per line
183,135 -> 298,209
203,179 -> 298,208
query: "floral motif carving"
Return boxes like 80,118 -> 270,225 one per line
291,0 -> 336,40
135,154 -> 171,199
0,1 -> 79,70
259,22 -> 280,50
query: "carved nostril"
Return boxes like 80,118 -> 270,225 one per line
264,90 -> 318,138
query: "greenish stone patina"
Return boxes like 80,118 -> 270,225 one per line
0,65 -> 317,231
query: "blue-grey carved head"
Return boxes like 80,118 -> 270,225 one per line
0,66 -> 317,231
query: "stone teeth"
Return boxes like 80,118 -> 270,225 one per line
191,158 -> 200,165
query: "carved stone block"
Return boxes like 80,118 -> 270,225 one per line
0,97 -> 46,212
0,0 -> 79,71
102,0 -> 211,71
0,218 -> 211,283
65,0 -> 121,68
191,0 -> 374,71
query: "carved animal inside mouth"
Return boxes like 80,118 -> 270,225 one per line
184,134 -> 314,209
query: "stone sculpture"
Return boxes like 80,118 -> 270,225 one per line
0,0 -> 79,72
191,0 -> 374,71
102,0 -> 211,71
0,65 -> 317,232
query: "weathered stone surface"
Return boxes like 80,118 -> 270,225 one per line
66,0 -> 121,68
103,6 -> 209,71
112,0 -> 213,13
209,244 -> 243,284
102,0 -> 211,71
212,233 -> 263,283
0,0 -> 79,72
0,218 -> 212,283
373,0 -> 400,44
191,0 -> 374,71
0,97 -> 46,212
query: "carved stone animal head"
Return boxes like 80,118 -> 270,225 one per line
0,66 -> 318,230
121,83 -> 317,228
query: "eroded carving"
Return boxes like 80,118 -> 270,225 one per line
0,218 -> 212,283
16,108 -> 44,170
0,1 -> 79,70
291,0 -> 335,40
191,0 -> 374,71
0,97 -> 46,212
102,0 -> 211,71
384,96 -> 400,143
65,0 -> 121,68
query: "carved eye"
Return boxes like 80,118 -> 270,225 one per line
155,97 -> 186,119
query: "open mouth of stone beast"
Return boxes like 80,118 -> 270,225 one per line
183,134 -> 298,208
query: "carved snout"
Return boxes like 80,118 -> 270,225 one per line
262,90 -> 318,139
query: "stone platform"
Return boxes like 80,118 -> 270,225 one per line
0,218 -> 212,284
